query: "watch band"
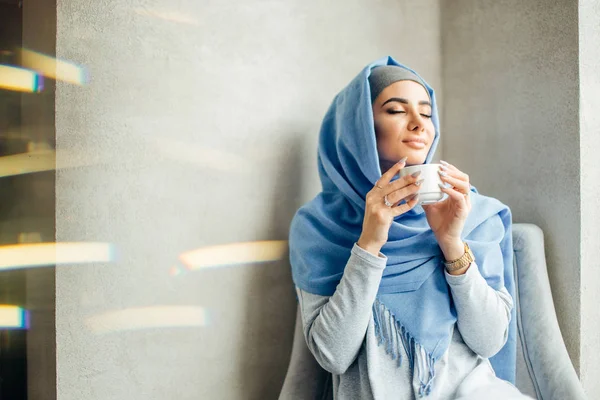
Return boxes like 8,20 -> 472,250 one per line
443,242 -> 475,272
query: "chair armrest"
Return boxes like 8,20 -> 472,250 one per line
513,224 -> 587,400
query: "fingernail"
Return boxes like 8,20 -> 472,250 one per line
398,157 -> 408,164
438,170 -> 448,177
415,179 -> 425,186
440,160 -> 449,166
438,183 -> 446,189
411,171 -> 422,178
410,193 -> 419,201
439,165 -> 448,171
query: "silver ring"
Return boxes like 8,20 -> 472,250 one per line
384,195 -> 393,207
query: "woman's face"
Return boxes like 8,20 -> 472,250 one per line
372,80 -> 435,171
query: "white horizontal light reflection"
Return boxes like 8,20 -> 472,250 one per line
178,240 -> 288,271
0,141 -> 247,178
0,242 -> 115,271
19,48 -> 87,85
0,64 -> 43,92
0,149 -> 55,178
86,306 -> 208,334
0,306 -> 29,329
133,8 -> 199,25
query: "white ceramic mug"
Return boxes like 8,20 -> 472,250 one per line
399,163 -> 446,205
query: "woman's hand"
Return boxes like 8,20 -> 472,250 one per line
357,158 -> 423,256
422,161 -> 472,253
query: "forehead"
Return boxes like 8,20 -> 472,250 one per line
379,80 -> 430,101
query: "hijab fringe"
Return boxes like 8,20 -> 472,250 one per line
373,298 -> 437,397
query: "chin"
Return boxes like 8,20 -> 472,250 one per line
380,150 -> 428,169
405,153 -> 428,166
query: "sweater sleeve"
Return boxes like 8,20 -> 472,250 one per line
295,243 -> 386,375
445,262 -> 514,358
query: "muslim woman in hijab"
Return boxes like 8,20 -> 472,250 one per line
288,56 -> 533,400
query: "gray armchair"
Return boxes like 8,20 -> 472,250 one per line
279,223 -> 587,400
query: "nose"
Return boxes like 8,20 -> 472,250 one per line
407,112 -> 426,132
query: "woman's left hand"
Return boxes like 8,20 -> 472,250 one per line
422,161 -> 472,246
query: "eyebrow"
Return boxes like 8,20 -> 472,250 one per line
381,97 -> 431,107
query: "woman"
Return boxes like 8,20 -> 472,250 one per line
288,57 -> 532,399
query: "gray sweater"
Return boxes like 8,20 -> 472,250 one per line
296,243 -> 515,400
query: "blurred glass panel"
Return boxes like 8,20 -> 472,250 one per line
1,1 -> 56,398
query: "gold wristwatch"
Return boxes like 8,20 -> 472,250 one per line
443,242 -> 475,272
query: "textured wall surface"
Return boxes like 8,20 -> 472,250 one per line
55,1 -> 441,399
579,0 -> 600,396
441,0 -> 582,372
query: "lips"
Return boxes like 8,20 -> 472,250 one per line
402,139 -> 427,149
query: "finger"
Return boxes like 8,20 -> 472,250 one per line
438,171 -> 470,194
376,157 -> 408,187
440,161 -> 469,181
383,171 -> 422,197
438,184 -> 469,209
386,180 -> 422,205
391,194 -> 419,216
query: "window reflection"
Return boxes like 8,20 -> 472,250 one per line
0,242 -> 115,271
175,240 -> 288,273
86,306 -> 208,335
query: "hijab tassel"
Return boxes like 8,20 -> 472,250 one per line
373,299 -> 437,397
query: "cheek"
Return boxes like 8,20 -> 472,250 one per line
375,118 -> 399,140
374,125 -> 397,156
426,122 -> 436,141
376,129 -> 398,152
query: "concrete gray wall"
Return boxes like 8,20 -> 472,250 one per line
579,0 -> 600,394
55,1 -> 441,399
442,0 -> 598,397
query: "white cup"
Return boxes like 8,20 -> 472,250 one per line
399,163 -> 445,205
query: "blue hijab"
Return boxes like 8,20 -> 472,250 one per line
289,56 -> 516,396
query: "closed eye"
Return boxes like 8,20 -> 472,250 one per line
387,110 -> 432,119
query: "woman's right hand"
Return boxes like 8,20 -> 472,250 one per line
357,159 -> 423,256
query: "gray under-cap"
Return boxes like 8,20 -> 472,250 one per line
368,65 -> 430,104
